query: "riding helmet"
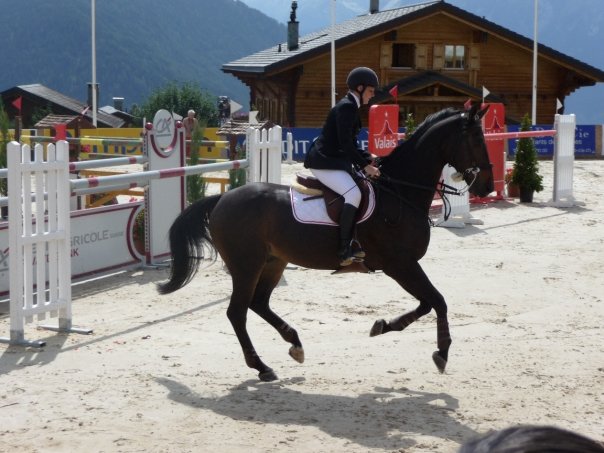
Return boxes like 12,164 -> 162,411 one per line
346,67 -> 379,90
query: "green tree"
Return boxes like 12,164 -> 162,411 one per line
131,82 -> 219,127
404,113 -> 416,138
187,123 -> 208,204
0,102 -> 10,195
30,104 -> 53,128
511,114 -> 544,192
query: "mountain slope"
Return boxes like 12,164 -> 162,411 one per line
0,0 -> 287,109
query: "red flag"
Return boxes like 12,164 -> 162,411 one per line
389,85 -> 398,99
12,96 -> 22,113
463,98 -> 473,110
55,124 -> 67,140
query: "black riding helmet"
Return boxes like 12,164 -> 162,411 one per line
346,67 -> 379,103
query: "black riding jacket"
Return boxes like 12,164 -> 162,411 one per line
304,92 -> 372,173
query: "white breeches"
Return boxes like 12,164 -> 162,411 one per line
309,169 -> 361,208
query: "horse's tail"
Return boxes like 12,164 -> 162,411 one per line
157,194 -> 222,295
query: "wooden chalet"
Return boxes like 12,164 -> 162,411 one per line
1,84 -> 125,128
222,0 -> 604,126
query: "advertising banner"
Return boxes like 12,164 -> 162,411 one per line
507,125 -> 596,157
368,105 -> 400,156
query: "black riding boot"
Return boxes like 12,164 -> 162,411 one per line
338,203 -> 364,266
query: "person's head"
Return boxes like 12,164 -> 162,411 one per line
346,67 -> 379,105
187,109 -> 196,119
459,425 -> 604,453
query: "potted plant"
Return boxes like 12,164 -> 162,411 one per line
511,114 -> 543,202
505,168 -> 520,198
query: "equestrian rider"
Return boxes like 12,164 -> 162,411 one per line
304,67 -> 381,266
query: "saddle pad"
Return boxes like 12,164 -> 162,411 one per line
290,183 -> 376,226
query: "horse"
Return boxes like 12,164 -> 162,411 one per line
158,103 -> 494,382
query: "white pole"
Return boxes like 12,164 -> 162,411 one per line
91,0 -> 98,127
330,0 -> 336,107
531,0 -> 538,125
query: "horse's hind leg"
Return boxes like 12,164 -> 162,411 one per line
250,257 -> 305,364
226,266 -> 279,382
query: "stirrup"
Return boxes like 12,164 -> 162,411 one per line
338,243 -> 355,266
351,240 -> 365,260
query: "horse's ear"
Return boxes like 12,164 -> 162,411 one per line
468,103 -> 479,118
476,104 -> 490,120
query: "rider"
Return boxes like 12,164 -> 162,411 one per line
304,67 -> 381,266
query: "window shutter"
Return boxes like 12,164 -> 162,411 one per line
433,44 -> 444,70
469,45 -> 480,70
415,44 -> 427,70
380,43 -> 393,69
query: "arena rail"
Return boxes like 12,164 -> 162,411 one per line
0,111 -> 283,346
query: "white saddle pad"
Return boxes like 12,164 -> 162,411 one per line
289,183 -> 376,226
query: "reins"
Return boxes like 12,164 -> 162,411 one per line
372,165 -> 481,226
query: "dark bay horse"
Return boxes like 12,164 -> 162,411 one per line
158,104 -> 494,381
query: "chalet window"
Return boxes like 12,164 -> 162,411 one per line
392,43 -> 415,68
444,45 -> 465,69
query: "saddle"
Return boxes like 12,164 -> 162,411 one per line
293,173 -> 372,224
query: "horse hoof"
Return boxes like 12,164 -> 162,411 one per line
258,368 -> 278,382
432,351 -> 447,374
289,346 -> 305,363
370,319 -> 386,337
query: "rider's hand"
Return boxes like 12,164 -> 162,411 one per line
364,164 -> 380,178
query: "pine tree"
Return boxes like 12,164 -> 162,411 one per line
511,114 -> 543,192
404,113 -> 416,138
186,123 -> 208,204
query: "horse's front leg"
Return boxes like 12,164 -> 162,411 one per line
371,260 -> 452,373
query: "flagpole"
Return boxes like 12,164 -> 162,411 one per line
531,0 -> 538,125
330,0 -> 336,107
91,0 -> 97,127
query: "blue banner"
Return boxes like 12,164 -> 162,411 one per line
282,127 -> 406,161
507,124 -> 596,157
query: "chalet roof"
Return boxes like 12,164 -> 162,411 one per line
2,84 -> 125,128
34,114 -> 93,129
217,119 -> 273,136
99,105 -> 136,124
372,70 -> 504,104
222,0 -> 604,83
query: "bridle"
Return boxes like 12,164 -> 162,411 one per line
371,114 -> 490,225
374,170 -> 476,226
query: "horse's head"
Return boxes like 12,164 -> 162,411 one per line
448,104 -> 494,198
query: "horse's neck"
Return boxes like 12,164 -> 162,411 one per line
384,134 -> 448,207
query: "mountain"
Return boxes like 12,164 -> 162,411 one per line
241,0 -> 604,124
0,0 -> 287,111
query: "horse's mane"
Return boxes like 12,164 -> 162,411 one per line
378,107 -> 462,166
409,107 -> 460,140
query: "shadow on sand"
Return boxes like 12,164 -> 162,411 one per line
155,377 -> 480,451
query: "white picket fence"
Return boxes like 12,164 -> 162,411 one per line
5,141 -> 91,346
248,126 -> 283,184
0,121 -> 284,347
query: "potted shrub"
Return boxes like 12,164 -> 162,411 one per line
511,114 -> 544,202
505,168 -> 520,198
